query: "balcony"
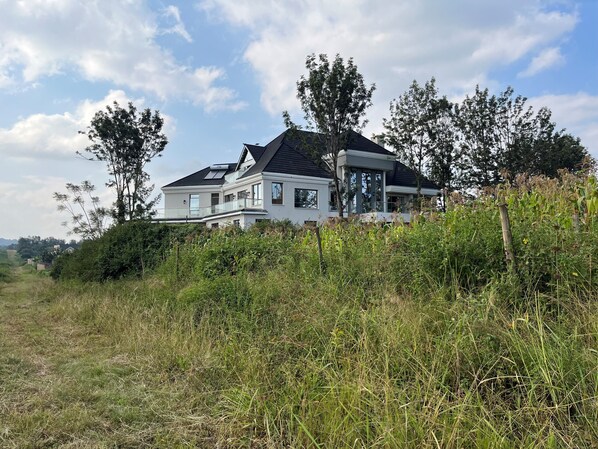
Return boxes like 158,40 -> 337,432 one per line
155,198 -> 264,221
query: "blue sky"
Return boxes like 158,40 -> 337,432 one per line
0,0 -> 597,239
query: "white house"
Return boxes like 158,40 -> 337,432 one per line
158,129 -> 440,228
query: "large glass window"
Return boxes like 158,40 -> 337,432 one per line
252,183 -> 262,205
211,193 -> 219,213
189,194 -> 200,215
348,168 -> 384,213
271,182 -> 283,205
294,188 -> 318,209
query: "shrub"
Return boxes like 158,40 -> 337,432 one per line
52,221 -> 203,282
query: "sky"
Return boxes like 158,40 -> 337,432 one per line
0,0 -> 597,240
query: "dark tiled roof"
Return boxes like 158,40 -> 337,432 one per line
386,161 -> 440,190
163,129 -> 439,191
345,132 -> 395,155
162,163 -> 236,188
243,144 -> 265,161
241,129 -> 392,179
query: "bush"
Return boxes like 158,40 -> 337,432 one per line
52,221 -> 203,282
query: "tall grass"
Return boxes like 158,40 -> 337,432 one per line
45,174 -> 598,447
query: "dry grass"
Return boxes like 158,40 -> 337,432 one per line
0,267 -> 216,448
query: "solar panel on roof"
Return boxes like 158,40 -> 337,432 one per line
205,170 -> 227,179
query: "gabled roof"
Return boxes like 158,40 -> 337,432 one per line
162,163 -> 236,188
241,130 -> 329,179
241,129 -> 394,179
236,144 -> 266,171
162,129 -> 439,191
244,144 -> 265,161
386,161 -> 440,190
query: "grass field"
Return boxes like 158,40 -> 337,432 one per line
1,251 -> 597,447
2,174 -> 598,448
0,264 -> 219,448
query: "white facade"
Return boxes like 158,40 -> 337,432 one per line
158,133 -> 440,228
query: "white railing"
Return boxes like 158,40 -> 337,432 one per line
155,198 -> 263,220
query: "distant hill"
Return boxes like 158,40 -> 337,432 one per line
0,238 -> 17,247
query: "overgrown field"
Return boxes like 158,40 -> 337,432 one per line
3,174 -> 598,448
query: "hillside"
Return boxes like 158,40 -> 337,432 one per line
2,173 -> 598,448
0,238 -> 17,247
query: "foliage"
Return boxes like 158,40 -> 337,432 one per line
14,236 -> 77,263
79,101 -> 167,223
51,221 -> 189,282
385,80 -> 591,193
382,78 -> 455,199
26,174 -> 598,447
53,180 -> 109,239
283,53 -> 375,216
0,250 -> 12,283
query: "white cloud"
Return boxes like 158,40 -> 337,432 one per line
519,47 -> 565,77
161,5 -> 193,43
530,92 -> 598,157
0,90 -> 148,160
0,0 -> 243,111
0,90 -> 177,239
0,177 -> 87,239
200,0 -> 577,121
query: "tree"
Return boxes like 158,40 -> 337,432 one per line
529,108 -> 589,177
382,78 -> 455,202
455,86 -> 502,187
53,181 -> 109,240
283,54 -> 375,216
79,101 -> 167,223
454,86 -> 588,187
427,97 -> 459,206
494,87 -> 535,178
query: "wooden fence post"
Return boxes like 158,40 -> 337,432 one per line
498,203 -> 516,270
175,243 -> 179,283
315,226 -> 326,275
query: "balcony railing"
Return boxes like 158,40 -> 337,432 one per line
155,198 -> 263,220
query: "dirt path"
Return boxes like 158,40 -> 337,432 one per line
0,266 -> 212,448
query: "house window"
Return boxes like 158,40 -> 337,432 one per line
294,188 -> 318,209
304,220 -> 317,227
211,223 -> 219,229
348,168 -> 384,214
224,194 -> 234,203
252,183 -> 262,205
271,182 -> 283,205
211,193 -> 220,213
238,190 -> 248,200
233,219 -> 240,227
189,194 -> 200,215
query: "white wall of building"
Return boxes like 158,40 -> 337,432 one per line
262,173 -> 333,224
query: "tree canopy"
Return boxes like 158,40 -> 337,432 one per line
382,79 -> 590,194
78,101 -> 167,224
284,53 -> 375,216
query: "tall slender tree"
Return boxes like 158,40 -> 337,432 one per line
283,53 -> 375,216
382,78 -> 439,199
427,97 -> 459,205
454,86 -> 501,187
79,101 -> 167,223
